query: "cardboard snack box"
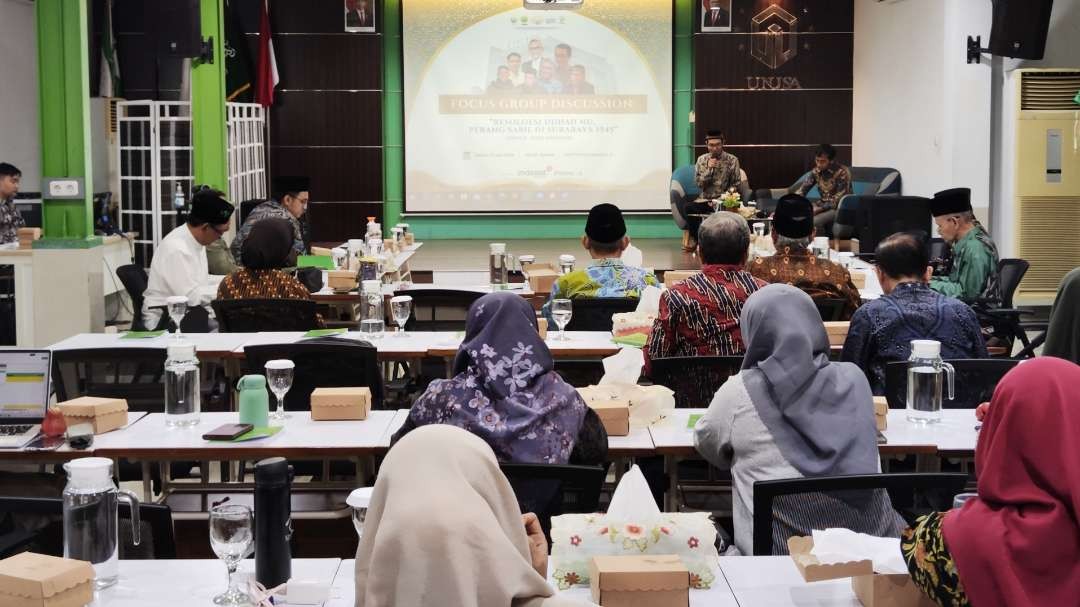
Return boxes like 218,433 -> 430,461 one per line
850,270 -> 869,290
0,552 -> 94,607
327,270 -> 357,291
662,271 -> 699,287
787,536 -> 934,607
576,387 -> 630,436
310,387 -> 371,421
524,263 -> 559,294
873,397 -> 888,431
824,321 -> 851,347
56,396 -> 128,435
538,317 -> 548,340
589,555 -> 689,607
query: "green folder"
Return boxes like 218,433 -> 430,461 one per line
612,334 -> 648,348
296,255 -> 336,270
687,413 -> 702,429
121,330 -> 166,339
302,328 -> 347,338
231,426 -> 283,442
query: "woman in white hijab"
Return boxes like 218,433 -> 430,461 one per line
354,424 -> 595,607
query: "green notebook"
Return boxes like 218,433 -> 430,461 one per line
687,413 -> 703,429
303,328 -> 347,338
122,330 -> 166,339
612,334 -> 648,348
296,255 -> 336,270
233,426 -> 283,442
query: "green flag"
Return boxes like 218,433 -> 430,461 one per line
225,0 -> 253,102
100,0 -> 122,97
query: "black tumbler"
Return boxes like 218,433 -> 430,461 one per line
255,457 -> 293,588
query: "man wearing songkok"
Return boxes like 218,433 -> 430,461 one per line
231,175 -> 309,263
928,187 -> 999,303
542,203 -> 658,323
750,193 -> 861,319
143,190 -> 234,329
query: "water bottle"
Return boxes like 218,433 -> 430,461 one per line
359,279 -> 385,338
906,340 -> 955,424
559,254 -> 576,275
254,457 -> 293,589
63,457 -> 140,590
173,183 -> 185,211
490,243 -> 509,289
238,375 -> 270,428
164,341 -> 200,427
365,219 -> 381,239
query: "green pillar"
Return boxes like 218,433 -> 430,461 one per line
382,0 -> 405,236
36,0 -> 94,241
673,0 -> 695,168
192,0 -> 228,191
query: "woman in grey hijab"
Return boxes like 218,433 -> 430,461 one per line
694,283 -> 903,555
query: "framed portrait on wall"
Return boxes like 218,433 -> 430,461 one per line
701,0 -> 732,32
345,0 -> 375,33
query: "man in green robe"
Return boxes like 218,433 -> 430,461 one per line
929,187 -> 1000,304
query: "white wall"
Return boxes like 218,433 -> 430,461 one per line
0,0 -> 40,191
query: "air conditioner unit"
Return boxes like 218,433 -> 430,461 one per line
1009,68 -> 1080,304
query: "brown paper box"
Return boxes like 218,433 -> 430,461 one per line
537,318 -> 548,340
662,271 -> 698,287
576,387 -> 630,436
310,387 -> 371,421
788,537 -> 933,607
850,270 -> 868,290
310,246 -> 334,257
524,263 -> 559,294
589,555 -> 689,607
327,270 -> 357,291
824,321 -> 850,347
0,552 -> 94,607
404,233 -> 415,246
873,397 -> 888,431
383,238 -> 397,254
57,396 -> 128,435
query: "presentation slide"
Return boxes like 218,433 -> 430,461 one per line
403,0 -> 673,214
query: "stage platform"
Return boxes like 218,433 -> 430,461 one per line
406,238 -> 700,275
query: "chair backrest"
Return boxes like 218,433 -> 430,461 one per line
244,337 -> 384,409
752,473 -> 967,556
928,237 -> 948,263
997,258 -> 1029,309
854,196 -> 931,256
670,166 -> 699,231
146,303 -> 211,333
212,298 -> 319,333
52,348 -> 167,412
884,358 -> 1019,410
849,167 -> 902,196
0,496 -> 176,559
395,289 -> 486,332
499,462 -> 606,543
238,198 -> 265,226
563,297 -> 639,332
814,297 -> 847,322
648,355 -> 743,408
115,265 -> 149,330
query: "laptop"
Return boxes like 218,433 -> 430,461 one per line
0,350 -> 52,448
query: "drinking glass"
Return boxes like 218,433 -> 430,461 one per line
953,492 -> 978,509
166,296 -> 188,339
551,299 -> 573,341
265,360 -> 294,422
209,504 -> 254,606
391,295 -> 412,338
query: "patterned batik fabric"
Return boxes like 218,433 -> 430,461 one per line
694,151 -> 742,200
230,200 -> 305,262
0,197 -> 25,245
903,512 -> 970,607
646,264 -> 764,365
841,282 -> 987,395
216,268 -> 312,301
542,258 -> 658,323
750,246 -> 861,320
796,163 -> 852,209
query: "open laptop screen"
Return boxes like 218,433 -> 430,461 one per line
0,350 -> 51,420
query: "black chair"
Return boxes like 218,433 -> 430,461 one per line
499,463 -> 605,544
649,355 -> 743,409
115,264 -> 149,331
752,473 -> 967,556
884,359 -> 1018,410
974,259 -> 1037,354
145,304 -> 211,333
238,198 -> 265,227
563,297 -> 639,332
0,496 -> 176,559
52,348 -> 167,413
814,297 -> 848,322
244,338 -> 384,410
212,298 -> 319,332
395,288 -> 486,332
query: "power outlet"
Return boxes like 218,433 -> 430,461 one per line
43,178 -> 84,199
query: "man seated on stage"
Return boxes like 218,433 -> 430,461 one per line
928,187 -> 1000,303
750,194 -> 861,320
231,176 -> 309,263
795,144 -> 851,236
0,163 -> 25,246
646,213 -> 764,371
842,232 -> 987,395
542,203 -> 658,324
143,190 -> 234,330
682,131 -> 743,249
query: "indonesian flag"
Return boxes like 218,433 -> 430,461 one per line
255,0 -> 279,107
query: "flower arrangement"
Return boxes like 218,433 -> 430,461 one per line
719,187 -> 742,210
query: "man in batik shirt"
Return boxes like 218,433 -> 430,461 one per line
682,130 -> 743,247
542,203 -> 658,324
0,163 -> 25,245
232,176 -> 310,263
929,187 -> 999,304
796,144 -> 852,236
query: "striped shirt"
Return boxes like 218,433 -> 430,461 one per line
645,264 -> 765,370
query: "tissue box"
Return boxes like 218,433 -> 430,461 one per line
787,537 -> 933,607
873,397 -> 888,431
57,397 -> 128,435
662,271 -> 698,287
327,270 -> 357,291
0,552 -> 94,607
576,387 -> 629,436
850,270 -> 868,289
824,321 -> 850,347
538,317 -> 548,340
589,555 -> 689,607
524,263 -> 559,294
310,387 -> 371,421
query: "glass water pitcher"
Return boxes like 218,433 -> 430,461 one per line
63,457 -> 140,589
905,339 -> 955,423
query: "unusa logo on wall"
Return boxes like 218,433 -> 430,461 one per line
750,4 -> 798,70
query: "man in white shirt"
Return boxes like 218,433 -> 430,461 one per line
142,190 -> 234,330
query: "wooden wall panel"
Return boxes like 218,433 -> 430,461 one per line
693,90 -> 852,145
270,147 -> 383,202
695,34 -> 853,90
270,91 -> 382,147
271,36 -> 382,90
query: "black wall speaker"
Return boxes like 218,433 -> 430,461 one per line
156,0 -> 203,59
988,0 -> 1054,60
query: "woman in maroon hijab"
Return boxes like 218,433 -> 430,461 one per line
902,357 -> 1080,607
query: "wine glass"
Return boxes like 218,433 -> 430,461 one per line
265,360 -> 294,422
391,295 -> 412,338
551,299 -> 573,341
209,504 -> 254,606
166,295 -> 188,339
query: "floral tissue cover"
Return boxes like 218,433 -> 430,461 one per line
549,512 -> 719,590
